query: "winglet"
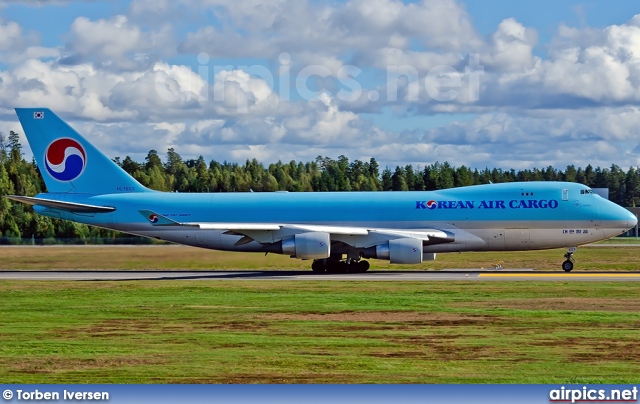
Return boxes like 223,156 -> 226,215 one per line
139,210 -> 187,226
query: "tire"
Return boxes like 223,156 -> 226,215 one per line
311,260 -> 325,273
325,262 -> 340,273
562,260 -> 574,272
358,260 -> 370,273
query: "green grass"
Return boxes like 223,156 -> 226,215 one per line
0,281 -> 639,383
1,245 -> 640,270
593,237 -> 640,244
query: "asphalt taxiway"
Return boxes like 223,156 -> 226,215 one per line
1,270 -> 640,281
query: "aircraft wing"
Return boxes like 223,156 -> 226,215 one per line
138,210 -> 367,234
6,195 -> 116,213
138,210 -> 454,246
139,210 -> 281,231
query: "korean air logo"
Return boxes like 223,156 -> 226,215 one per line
426,200 -> 437,209
149,214 -> 159,224
44,138 -> 86,182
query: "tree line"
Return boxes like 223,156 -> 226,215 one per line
1,130 -> 639,243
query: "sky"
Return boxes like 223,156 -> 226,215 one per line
1,0 -> 640,171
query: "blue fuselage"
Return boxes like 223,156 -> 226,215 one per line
34,181 -> 635,253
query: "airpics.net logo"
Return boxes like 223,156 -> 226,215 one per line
154,51 -> 484,113
549,386 -> 638,403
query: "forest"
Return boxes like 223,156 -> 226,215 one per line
1,130 -> 639,244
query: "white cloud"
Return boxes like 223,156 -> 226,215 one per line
61,15 -> 174,71
486,18 -> 538,72
129,0 -> 171,16
4,1 -> 640,172
180,0 -> 480,65
486,15 -> 640,106
0,19 -> 59,65
0,20 -> 22,50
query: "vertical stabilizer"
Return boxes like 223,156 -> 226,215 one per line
15,108 -> 150,194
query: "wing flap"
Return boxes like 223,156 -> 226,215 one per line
139,210 -> 280,231
371,229 -> 453,242
285,224 -> 369,235
196,223 -> 281,230
6,195 -> 116,213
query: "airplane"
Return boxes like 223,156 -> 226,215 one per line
6,108 -> 637,273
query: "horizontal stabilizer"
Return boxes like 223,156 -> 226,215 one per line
6,195 -> 116,213
139,210 -> 184,226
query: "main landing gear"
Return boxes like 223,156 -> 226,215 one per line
311,258 -> 370,273
562,247 -> 577,272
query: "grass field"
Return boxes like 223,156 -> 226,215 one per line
1,244 -> 640,271
0,281 -> 638,383
1,245 -> 638,384
594,237 -> 640,244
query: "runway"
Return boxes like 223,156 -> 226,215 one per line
1,270 -> 640,281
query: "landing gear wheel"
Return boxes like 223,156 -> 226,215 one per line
311,259 -> 369,273
311,260 -> 326,273
357,260 -> 370,273
324,260 -> 342,273
562,247 -> 577,272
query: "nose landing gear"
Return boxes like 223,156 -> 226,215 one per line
562,247 -> 577,272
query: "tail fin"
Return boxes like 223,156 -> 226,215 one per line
15,108 -> 150,194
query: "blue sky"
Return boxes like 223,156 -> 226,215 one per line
5,1 -> 636,55
466,1 -> 639,39
1,0 -> 640,170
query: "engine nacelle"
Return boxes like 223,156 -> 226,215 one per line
281,232 -> 331,259
363,238 -> 424,264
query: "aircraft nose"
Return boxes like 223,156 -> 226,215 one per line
628,211 -> 638,230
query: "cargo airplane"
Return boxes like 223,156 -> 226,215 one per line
6,108 -> 637,272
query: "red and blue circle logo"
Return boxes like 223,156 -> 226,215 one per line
426,200 -> 437,209
149,214 -> 159,224
44,138 -> 86,182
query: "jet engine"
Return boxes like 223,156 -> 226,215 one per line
362,237 -> 424,264
281,232 -> 331,259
